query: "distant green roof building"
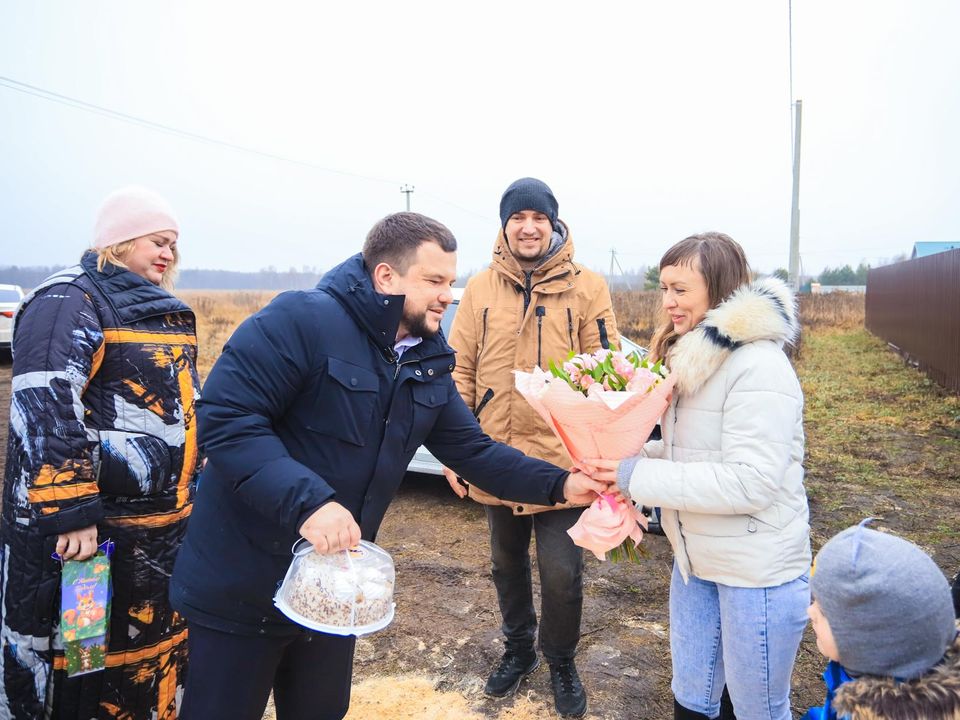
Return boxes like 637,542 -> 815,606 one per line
912,241 -> 960,258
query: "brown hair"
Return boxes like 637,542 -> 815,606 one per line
362,212 -> 457,274
94,235 -> 180,291
649,232 -> 751,362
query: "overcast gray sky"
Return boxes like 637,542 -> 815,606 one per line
1,1 -> 957,278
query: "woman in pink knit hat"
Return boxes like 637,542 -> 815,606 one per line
0,187 -> 201,720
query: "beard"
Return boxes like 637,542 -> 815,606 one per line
401,306 -> 442,339
509,239 -> 548,262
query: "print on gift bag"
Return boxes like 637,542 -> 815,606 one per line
54,540 -> 114,677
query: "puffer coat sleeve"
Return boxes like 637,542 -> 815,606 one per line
8,282 -> 105,534
629,344 -> 801,515
197,291 -> 336,533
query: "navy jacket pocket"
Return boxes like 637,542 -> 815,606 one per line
404,382 -> 448,452
306,357 -> 378,446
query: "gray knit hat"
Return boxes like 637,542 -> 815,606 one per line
811,520 -> 956,679
499,178 -> 558,229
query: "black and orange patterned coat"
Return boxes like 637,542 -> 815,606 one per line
0,251 -> 201,719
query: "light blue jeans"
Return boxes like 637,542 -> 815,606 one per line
669,563 -> 810,720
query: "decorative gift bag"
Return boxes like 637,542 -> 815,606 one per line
55,540 -> 114,676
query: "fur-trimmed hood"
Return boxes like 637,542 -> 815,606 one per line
669,277 -> 799,396
833,629 -> 960,719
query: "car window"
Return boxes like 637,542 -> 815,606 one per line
0,288 -> 22,302
440,301 -> 458,337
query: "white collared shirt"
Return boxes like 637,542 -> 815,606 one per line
394,335 -> 422,359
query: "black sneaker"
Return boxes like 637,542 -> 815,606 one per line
483,650 -> 539,698
549,660 -> 587,718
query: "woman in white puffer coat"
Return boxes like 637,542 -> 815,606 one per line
584,232 -> 811,720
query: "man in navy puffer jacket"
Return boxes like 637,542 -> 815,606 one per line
170,212 -> 608,720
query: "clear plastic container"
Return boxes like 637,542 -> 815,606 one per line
274,539 -> 395,636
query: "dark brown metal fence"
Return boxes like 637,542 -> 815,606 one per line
865,248 -> 960,393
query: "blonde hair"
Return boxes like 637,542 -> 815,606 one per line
95,235 -> 180,291
649,232 -> 751,363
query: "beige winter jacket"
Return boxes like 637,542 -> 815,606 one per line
448,223 -> 619,513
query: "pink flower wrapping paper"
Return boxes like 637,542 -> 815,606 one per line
569,493 -> 648,562
514,365 -> 676,561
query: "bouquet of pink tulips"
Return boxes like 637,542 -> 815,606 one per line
549,348 -> 669,397
515,347 -> 674,563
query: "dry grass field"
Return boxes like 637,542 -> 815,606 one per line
176,290 -> 277,378
610,288 -> 867,348
795,292 -> 866,330
176,288 -> 867,378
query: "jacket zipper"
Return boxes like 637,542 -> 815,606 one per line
597,317 -> 610,350
522,272 -> 533,317
392,345 -> 453,379
520,269 -> 569,318
474,388 -> 494,418
394,357 -> 418,380
535,306 -> 546,367
479,308 -> 489,357
567,308 -> 574,350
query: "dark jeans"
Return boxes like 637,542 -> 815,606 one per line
180,622 -> 356,720
486,504 -> 584,664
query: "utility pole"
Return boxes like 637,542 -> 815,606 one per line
400,184 -> 414,211
609,249 -> 632,291
788,100 -> 802,291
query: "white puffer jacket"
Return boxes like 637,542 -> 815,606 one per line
623,278 -> 811,588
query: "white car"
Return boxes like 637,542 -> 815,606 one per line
0,284 -> 25,354
405,288 -> 647,476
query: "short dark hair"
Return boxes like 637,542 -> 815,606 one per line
362,212 -> 457,274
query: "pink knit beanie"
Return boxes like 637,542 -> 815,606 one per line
93,186 -> 179,250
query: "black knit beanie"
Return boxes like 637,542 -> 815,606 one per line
499,178 -> 559,229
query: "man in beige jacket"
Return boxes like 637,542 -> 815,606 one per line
443,178 -> 619,718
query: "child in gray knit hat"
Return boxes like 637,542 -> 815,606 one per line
803,520 -> 960,719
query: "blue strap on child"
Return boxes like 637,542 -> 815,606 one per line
801,661 -> 853,720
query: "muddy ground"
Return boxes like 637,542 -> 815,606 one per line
356,471 -> 678,718
1,352 -> 957,719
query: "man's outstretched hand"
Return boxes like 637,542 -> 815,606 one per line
442,466 -> 468,499
562,469 -> 619,505
299,502 -> 362,554
577,458 -> 622,485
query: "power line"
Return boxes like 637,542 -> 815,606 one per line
0,76 -> 402,186
416,189 -> 492,222
0,75 -> 494,221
